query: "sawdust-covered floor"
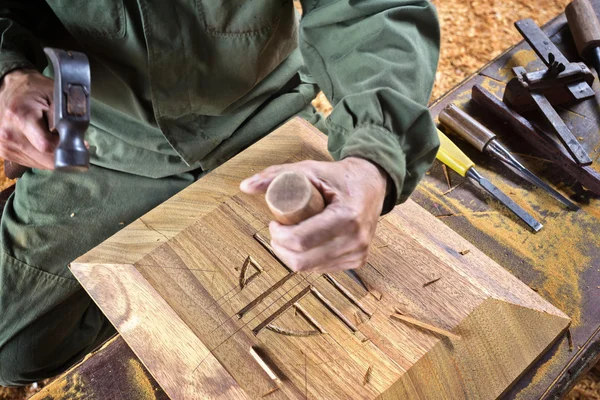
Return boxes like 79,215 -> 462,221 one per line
0,0 -> 597,399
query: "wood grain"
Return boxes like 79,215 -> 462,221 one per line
71,117 -> 570,399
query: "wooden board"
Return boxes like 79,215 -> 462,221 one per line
70,117 -> 570,400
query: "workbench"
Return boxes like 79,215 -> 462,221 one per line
28,12 -> 600,400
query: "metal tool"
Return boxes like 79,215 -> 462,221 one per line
439,103 -> 579,211
472,84 -> 600,196
5,47 -> 91,179
567,0 -> 600,77
436,128 -> 543,232
504,18 -> 595,166
265,171 -> 370,291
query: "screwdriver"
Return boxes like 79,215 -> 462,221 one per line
439,104 -> 578,211
435,128 -> 543,232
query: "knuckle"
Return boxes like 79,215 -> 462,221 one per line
0,128 -> 11,142
287,257 -> 305,272
289,234 -> 310,252
36,139 -> 54,153
4,103 -> 20,119
343,209 -> 361,232
355,230 -> 371,251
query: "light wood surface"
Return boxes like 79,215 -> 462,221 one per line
71,117 -> 570,400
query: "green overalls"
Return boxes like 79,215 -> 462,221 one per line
0,0 -> 439,385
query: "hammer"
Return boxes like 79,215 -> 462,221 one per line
5,48 -> 91,179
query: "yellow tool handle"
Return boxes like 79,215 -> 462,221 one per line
436,128 -> 475,177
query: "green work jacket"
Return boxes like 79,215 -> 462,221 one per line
0,0 -> 440,207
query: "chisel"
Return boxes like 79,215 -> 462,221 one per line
265,171 -> 370,290
436,128 -> 543,232
566,0 -> 600,77
439,104 -> 579,211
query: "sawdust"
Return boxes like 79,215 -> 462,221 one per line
420,162 -> 600,328
513,338 -> 570,400
126,358 -> 156,400
28,373 -> 85,399
567,364 -> 600,399
0,381 -> 48,400
431,0 -> 572,99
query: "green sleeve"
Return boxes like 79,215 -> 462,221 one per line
0,1 -> 50,79
298,0 -> 441,211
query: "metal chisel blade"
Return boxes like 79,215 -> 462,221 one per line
486,141 -> 579,211
530,93 -> 592,166
517,167 -> 579,211
344,269 -> 369,292
467,169 -> 543,232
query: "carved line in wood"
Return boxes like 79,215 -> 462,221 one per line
239,256 -> 263,289
234,230 -> 373,342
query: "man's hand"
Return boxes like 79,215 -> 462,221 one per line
0,69 -> 56,170
240,157 -> 388,274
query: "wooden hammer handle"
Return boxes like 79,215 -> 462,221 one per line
566,0 -> 600,57
265,172 -> 325,225
4,160 -> 29,179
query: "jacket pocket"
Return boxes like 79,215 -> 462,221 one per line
45,0 -> 126,39
196,0 -> 283,36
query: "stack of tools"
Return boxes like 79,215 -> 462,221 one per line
434,6 -> 600,232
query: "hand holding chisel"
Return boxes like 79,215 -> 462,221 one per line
265,171 -> 369,290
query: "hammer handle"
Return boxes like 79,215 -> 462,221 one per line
4,160 -> 29,179
439,104 -> 496,152
265,172 -> 325,225
566,0 -> 600,57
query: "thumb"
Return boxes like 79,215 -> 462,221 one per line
240,165 -> 287,194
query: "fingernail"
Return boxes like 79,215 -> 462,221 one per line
240,177 -> 255,191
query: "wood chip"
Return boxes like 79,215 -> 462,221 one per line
363,365 -> 373,386
567,328 -> 574,352
390,313 -> 461,340
423,277 -> 441,287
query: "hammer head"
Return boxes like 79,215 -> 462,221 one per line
44,48 -> 91,172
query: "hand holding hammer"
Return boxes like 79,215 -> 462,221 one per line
0,48 -> 90,179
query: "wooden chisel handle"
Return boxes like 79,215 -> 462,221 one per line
439,104 -> 496,152
266,171 -> 325,225
566,0 -> 600,58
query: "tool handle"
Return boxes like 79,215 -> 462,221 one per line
435,128 -> 475,178
439,104 -> 496,152
566,0 -> 600,57
4,160 -> 29,179
265,171 -> 325,225
471,84 -> 600,195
